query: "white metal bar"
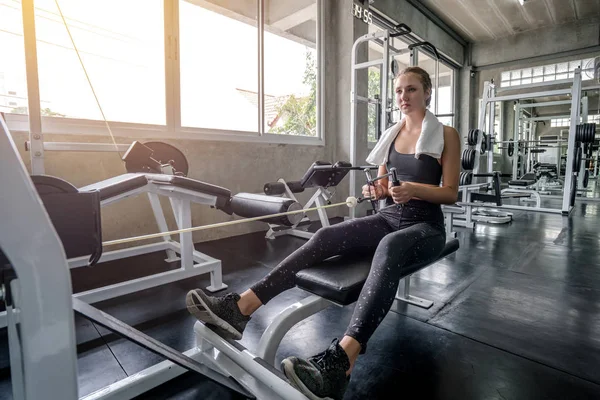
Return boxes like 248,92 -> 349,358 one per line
524,115 -> 571,122
354,59 -> 385,70
7,304 -> 25,400
456,201 -> 563,214
562,69 -> 582,214
496,78 -> 575,92
22,0 -> 44,175
148,192 -> 180,262
74,258 -> 222,304
256,295 -> 334,365
67,242 -> 170,269
81,347 -> 204,400
195,323 -> 309,400
513,104 -> 521,180
37,142 -> 131,152
0,115 -> 79,400
518,100 -> 571,108
317,0 -> 324,142
258,0 -> 265,134
489,89 -> 572,103
381,30 -> 389,139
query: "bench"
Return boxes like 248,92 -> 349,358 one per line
254,238 -> 460,365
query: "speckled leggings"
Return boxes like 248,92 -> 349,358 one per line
250,200 -> 446,351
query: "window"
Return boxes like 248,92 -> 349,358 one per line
3,0 -> 323,142
551,115 -> 600,127
0,0 -> 28,115
551,118 -> 570,127
500,57 -> 596,88
180,0 -> 257,132
32,0 -> 165,124
419,51 -> 455,127
264,1 -> 317,136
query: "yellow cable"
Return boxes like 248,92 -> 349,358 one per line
54,0 -> 122,159
103,197 -> 359,246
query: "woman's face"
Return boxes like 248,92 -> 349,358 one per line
395,73 -> 430,115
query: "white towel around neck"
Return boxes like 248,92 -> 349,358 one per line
365,110 -> 445,166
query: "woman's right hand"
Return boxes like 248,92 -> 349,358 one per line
362,183 -> 386,200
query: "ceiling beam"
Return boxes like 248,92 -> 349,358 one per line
270,3 -> 316,31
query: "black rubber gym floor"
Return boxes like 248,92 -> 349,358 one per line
1,195 -> 600,399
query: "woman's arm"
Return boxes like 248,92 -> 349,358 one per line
390,126 -> 461,205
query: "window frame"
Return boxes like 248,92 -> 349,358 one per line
4,0 -> 324,146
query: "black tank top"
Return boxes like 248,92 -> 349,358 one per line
386,142 -> 442,185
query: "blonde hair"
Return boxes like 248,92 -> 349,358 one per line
396,66 -> 432,107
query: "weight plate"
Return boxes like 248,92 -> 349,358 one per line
462,149 -> 475,170
508,142 -> 514,157
570,175 -> 577,207
583,169 -> 589,188
125,141 -> 189,176
573,146 -> 582,172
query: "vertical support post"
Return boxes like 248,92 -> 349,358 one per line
474,82 -> 490,175
380,31 -> 389,137
147,192 -> 179,262
257,0 -> 265,134
512,104 -> 521,180
487,84 -> 496,178
22,0 -> 44,174
562,69 -> 582,214
172,198 -> 193,269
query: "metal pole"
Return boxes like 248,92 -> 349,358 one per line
561,69 -> 582,214
258,0 -> 264,134
22,0 -> 44,174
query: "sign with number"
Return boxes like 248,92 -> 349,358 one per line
352,1 -> 373,25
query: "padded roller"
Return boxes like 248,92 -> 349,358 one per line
263,181 -> 304,195
230,193 -> 303,227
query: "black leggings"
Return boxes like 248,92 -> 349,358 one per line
250,200 -> 446,350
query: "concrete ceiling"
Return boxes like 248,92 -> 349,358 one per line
416,0 -> 600,42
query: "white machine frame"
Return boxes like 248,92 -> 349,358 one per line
0,117 -> 228,330
264,179 -> 334,240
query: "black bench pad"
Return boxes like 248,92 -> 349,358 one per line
508,180 -> 536,187
80,173 -> 148,201
295,239 -> 460,306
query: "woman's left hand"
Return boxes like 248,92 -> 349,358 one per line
389,182 -> 416,204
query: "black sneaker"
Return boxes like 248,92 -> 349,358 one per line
281,339 -> 350,400
186,289 -> 250,340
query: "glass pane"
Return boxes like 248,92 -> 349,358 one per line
521,77 -> 532,85
532,76 -> 543,83
511,70 -> 521,80
180,0 -> 257,131
521,68 -> 532,78
544,64 -> 556,76
568,61 -> 580,71
556,73 -> 568,80
437,115 -> 453,127
501,71 -> 510,81
264,0 -> 317,136
1,0 -> 28,116
436,64 -> 453,114
532,66 -> 543,77
35,0 -> 165,124
556,62 -> 568,74
367,103 -> 378,142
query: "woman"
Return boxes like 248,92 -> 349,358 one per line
186,66 -> 460,400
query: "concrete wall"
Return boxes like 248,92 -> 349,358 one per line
11,131 -> 331,246
471,17 -> 600,68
